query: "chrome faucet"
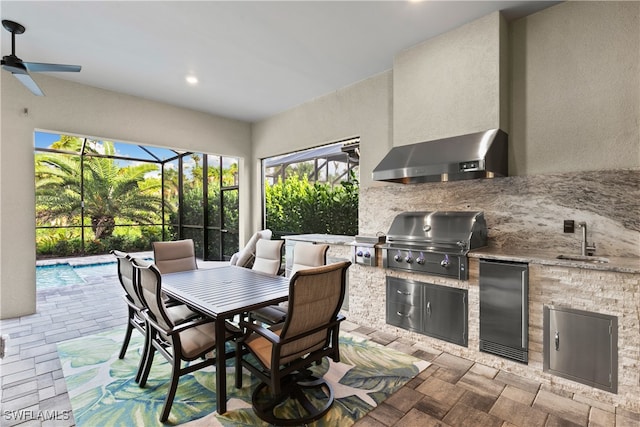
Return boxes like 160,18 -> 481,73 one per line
577,222 -> 596,256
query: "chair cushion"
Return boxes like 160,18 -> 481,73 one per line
229,252 -> 239,265
166,304 -> 199,324
252,238 -> 283,275
153,239 -> 198,274
291,243 -> 328,274
251,305 -> 287,324
246,326 -> 283,369
178,321 -> 217,360
235,229 -> 272,267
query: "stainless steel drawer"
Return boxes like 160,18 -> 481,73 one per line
386,301 -> 422,332
386,276 -> 422,306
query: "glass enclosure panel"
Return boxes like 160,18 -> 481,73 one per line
222,230 -> 239,260
207,155 -> 221,228
222,156 -> 239,187
207,229 -> 222,261
36,227 -> 82,257
182,227 -> 204,260
35,151 -> 82,227
287,160 -> 314,180
222,189 -> 239,259
35,130 -> 240,259
222,189 -> 239,232
316,159 -> 328,182
164,226 -> 179,241
164,159 -> 179,227
35,133 -> 83,153
182,154 -> 204,226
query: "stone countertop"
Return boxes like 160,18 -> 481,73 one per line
283,234 -> 355,245
469,247 -> 640,274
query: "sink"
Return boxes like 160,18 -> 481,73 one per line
556,254 -> 609,263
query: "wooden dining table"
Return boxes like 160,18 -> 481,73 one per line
161,265 -> 290,414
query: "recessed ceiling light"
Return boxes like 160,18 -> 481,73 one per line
185,75 -> 198,85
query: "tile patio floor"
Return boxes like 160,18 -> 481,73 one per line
1,255 -> 638,427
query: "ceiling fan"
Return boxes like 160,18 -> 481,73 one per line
2,19 -> 81,96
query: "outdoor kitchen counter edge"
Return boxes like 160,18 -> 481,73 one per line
468,248 -> 640,274
282,234 -> 355,245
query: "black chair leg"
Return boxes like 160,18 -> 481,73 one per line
138,338 -> 156,387
135,325 -> 150,383
160,357 -> 181,422
235,343 -> 243,389
119,310 -> 135,359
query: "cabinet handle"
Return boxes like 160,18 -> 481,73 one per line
396,311 -> 411,318
396,290 -> 411,295
555,331 -> 560,351
426,301 -> 431,317
522,277 -> 527,348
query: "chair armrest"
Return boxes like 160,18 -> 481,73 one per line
277,315 -> 345,346
122,295 -> 140,311
239,319 -> 282,344
143,311 -> 213,336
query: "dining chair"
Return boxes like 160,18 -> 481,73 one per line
111,249 -> 146,362
152,239 -> 198,274
235,261 -> 351,426
131,258 -> 241,422
250,242 -> 329,325
111,250 -> 200,383
229,229 -> 272,268
251,238 -> 284,276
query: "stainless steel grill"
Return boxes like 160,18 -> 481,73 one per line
381,211 -> 487,280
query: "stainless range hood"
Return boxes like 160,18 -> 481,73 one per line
372,129 -> 508,183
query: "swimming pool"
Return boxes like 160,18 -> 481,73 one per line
36,262 -> 119,289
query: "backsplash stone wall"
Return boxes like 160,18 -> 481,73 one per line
347,168 -> 640,412
360,169 -> 640,258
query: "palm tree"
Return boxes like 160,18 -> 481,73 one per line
35,140 -> 162,240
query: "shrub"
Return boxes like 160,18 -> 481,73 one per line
265,175 -> 358,238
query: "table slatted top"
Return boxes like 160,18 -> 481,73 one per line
161,265 -> 290,318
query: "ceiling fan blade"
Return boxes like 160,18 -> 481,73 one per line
13,73 -> 44,96
24,62 -> 81,73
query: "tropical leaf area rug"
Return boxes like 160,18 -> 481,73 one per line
57,327 -> 430,427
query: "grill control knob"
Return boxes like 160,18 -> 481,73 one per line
440,254 -> 450,268
394,251 -> 402,262
356,250 -> 363,257
363,251 -> 371,258
416,256 -> 425,265
405,250 -> 413,264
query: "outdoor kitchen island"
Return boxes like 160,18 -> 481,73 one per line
281,233 -> 640,413
283,234 -> 638,416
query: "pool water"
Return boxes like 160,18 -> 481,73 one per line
36,262 -> 119,289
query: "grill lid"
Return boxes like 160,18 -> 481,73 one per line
384,211 -> 487,253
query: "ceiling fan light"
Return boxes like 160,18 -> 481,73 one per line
185,75 -> 198,85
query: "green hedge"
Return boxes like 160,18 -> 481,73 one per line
265,175 -> 358,238
36,226 -> 162,258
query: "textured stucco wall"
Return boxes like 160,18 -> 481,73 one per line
0,73 -> 251,319
251,71 -> 393,229
510,1 -> 640,175
393,12 -> 505,146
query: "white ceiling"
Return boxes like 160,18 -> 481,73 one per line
1,1 -> 558,123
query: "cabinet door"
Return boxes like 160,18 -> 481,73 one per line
544,306 -> 617,393
479,260 -> 528,350
424,285 -> 467,346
